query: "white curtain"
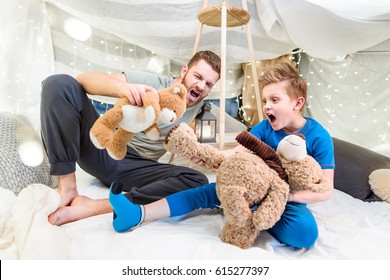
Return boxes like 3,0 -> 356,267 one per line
1,0 -> 54,114
1,0 -> 390,149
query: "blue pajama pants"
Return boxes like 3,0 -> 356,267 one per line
166,183 -> 318,249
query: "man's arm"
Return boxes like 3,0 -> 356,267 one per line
76,72 -> 158,106
76,72 -> 126,97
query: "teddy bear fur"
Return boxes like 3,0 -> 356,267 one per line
164,123 -> 290,248
90,83 -> 187,160
368,169 -> 390,203
276,134 -> 332,193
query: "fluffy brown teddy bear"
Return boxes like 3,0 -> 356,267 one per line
276,134 -> 332,193
164,123 -> 290,248
90,83 -> 187,160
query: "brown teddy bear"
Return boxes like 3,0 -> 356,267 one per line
90,83 -> 187,160
276,134 -> 332,193
164,123 -> 290,248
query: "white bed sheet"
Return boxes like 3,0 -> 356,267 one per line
1,163 -> 390,260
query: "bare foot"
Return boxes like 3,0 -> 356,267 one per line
57,173 -> 79,207
58,187 -> 79,208
48,196 -> 112,226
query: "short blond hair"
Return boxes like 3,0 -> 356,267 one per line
259,62 -> 307,103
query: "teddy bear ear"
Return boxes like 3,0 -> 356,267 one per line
295,133 -> 305,140
173,83 -> 187,99
172,86 -> 181,94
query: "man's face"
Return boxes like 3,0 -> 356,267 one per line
181,60 -> 220,108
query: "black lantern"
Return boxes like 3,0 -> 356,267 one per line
195,102 -> 217,143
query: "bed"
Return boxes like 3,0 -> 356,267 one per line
1,111 -> 390,262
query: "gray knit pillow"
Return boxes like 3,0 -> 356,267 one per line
0,112 -> 57,195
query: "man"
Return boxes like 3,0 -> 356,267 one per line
40,50 -> 221,226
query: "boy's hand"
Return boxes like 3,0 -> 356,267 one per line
190,157 -> 204,166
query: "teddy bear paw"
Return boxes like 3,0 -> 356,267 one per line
89,130 -> 112,149
145,127 -> 161,140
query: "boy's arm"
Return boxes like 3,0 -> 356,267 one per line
288,169 -> 334,204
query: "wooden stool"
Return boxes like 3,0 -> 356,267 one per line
193,0 -> 262,150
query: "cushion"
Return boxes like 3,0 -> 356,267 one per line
333,137 -> 390,202
0,112 -> 57,195
368,169 -> 390,203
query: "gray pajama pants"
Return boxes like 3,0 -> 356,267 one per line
40,74 -> 208,204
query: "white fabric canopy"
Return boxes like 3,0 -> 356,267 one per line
2,0 -> 390,149
44,0 -> 390,61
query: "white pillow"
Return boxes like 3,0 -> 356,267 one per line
0,112 -> 57,195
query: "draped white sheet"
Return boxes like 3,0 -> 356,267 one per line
1,164 -> 390,260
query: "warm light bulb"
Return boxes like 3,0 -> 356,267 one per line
18,141 -> 44,167
64,17 -> 91,41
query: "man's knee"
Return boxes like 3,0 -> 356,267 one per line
194,172 -> 209,186
41,74 -> 85,109
41,74 -> 78,99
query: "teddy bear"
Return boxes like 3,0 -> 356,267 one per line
89,83 -> 187,160
164,123 -> 290,248
276,134 -> 332,193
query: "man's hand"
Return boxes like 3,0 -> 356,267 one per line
117,83 -> 159,107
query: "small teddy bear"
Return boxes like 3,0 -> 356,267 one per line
164,123 -> 290,248
276,134 -> 332,193
90,83 -> 187,160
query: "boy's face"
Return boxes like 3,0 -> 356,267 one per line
180,60 -> 220,108
262,80 -> 303,133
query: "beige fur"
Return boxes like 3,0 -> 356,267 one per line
90,83 -> 187,160
277,134 -> 332,193
164,123 -> 289,248
369,169 -> 390,203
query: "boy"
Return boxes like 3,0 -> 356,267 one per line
108,62 -> 335,249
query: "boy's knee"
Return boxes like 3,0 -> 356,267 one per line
289,212 -> 318,248
293,220 -> 318,248
269,203 -> 318,249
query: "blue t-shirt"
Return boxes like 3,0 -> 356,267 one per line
250,117 -> 335,170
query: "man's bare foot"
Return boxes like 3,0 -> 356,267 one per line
57,173 -> 79,207
48,196 -> 112,226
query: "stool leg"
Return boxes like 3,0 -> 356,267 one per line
242,0 -> 263,121
168,153 -> 175,164
193,0 -> 209,55
219,0 -> 227,150
193,22 -> 203,55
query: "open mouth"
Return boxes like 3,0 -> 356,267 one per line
267,113 -> 276,124
189,90 -> 200,101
